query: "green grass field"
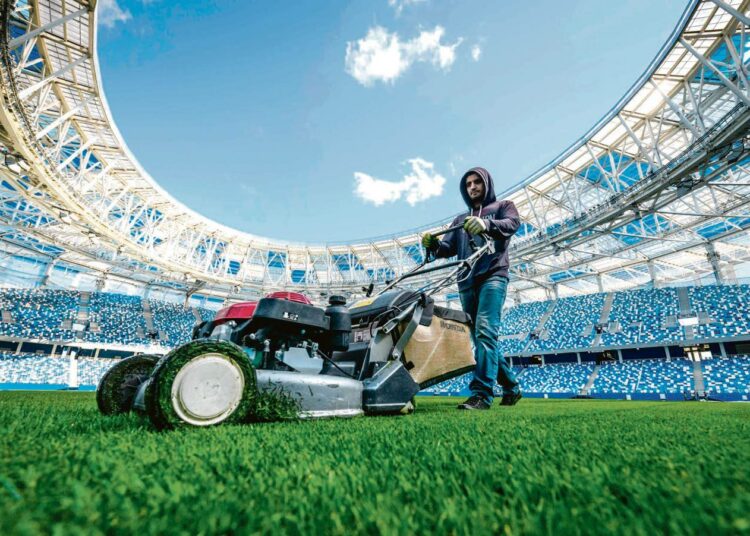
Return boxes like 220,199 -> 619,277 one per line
1,393 -> 749,535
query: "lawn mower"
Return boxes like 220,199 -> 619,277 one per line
97,225 -> 494,429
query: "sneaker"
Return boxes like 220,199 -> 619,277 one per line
457,395 -> 491,410
500,392 -> 522,406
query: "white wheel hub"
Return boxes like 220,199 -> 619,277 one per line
171,352 -> 245,426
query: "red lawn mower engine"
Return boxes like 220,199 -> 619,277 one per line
193,292 -> 351,371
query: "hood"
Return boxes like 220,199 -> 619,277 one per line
460,166 -> 496,210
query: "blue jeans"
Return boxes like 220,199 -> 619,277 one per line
459,275 -> 519,403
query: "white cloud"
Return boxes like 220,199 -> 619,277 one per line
98,0 -> 131,28
354,158 -> 446,207
388,0 -> 428,16
345,26 -> 462,86
471,44 -> 482,62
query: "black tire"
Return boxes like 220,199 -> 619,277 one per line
96,354 -> 161,415
145,340 -> 257,430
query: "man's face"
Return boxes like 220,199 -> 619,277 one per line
465,173 -> 485,204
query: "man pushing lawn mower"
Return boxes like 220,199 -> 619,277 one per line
422,167 -> 522,410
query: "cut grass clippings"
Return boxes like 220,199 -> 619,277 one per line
1,392 -> 749,535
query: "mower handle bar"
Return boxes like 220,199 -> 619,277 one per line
430,223 -> 464,238
376,234 -> 493,296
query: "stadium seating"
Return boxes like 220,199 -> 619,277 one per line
601,288 -> 683,346
0,352 -> 68,385
499,300 -> 549,336
517,362 -> 595,393
86,292 -> 149,346
77,357 -> 116,386
426,359 -> 697,397
197,307 -> 216,322
149,300 -> 197,347
422,374 -> 472,396
499,337 -> 527,355
0,284 -> 750,359
529,293 -> 605,352
591,359 -> 693,394
689,285 -> 750,338
0,288 -> 78,340
702,356 -> 750,394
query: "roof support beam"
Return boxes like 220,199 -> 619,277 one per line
649,80 -> 703,138
8,7 -> 88,49
56,137 -> 95,171
18,55 -> 88,101
35,96 -> 94,140
709,0 -> 750,28
679,37 -> 750,107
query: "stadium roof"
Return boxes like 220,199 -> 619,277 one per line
2,0 -> 750,302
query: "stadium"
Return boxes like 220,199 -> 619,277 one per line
1,0 -> 749,534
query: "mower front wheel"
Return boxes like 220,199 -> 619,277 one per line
96,353 -> 161,415
145,340 -> 257,430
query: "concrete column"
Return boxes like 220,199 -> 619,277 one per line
617,349 -> 623,363
664,346 -> 671,362
577,352 -> 581,364
596,274 -> 604,293
37,261 -> 55,288
647,260 -> 658,288
719,342 -> 727,359
553,284 -> 559,300
16,341 -> 23,353
705,243 -> 723,285
51,344 -> 57,357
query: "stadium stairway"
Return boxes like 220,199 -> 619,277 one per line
677,287 -> 692,316
529,301 -> 558,347
76,292 -> 90,327
599,292 -> 615,324
582,364 -> 601,395
685,325 -> 696,340
141,299 -> 155,336
693,360 -> 706,395
592,293 -> 615,346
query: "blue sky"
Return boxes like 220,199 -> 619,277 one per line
97,0 -> 688,243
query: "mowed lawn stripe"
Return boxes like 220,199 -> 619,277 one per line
0,393 -> 748,535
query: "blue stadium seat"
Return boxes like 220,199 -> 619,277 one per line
702,356 -> 750,394
528,293 -> 605,352
690,285 -> 750,338
0,352 -> 68,385
591,359 -> 693,394
149,300 -> 198,347
601,288 -> 683,346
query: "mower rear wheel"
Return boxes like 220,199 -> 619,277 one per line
400,396 -> 416,415
96,354 -> 161,415
145,340 -> 257,430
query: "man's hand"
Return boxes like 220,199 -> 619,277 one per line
421,233 -> 439,251
464,216 -> 487,235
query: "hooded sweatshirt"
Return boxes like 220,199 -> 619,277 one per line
434,167 -> 521,291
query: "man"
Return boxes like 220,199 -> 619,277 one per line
422,167 -> 522,410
